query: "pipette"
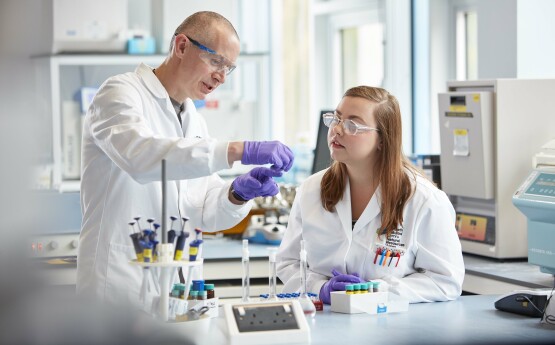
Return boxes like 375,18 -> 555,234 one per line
268,247 -> 279,301
299,240 -> 316,317
174,217 -> 190,261
147,218 -> 155,231
168,216 -> 178,245
189,228 -> 204,261
129,222 -> 144,262
133,216 -> 143,232
242,239 -> 250,302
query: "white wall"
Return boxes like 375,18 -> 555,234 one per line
476,0 -> 517,78
517,0 -> 555,78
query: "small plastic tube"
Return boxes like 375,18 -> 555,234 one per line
205,284 -> 215,299
360,283 -> 368,294
299,240 -> 316,317
367,282 -> 374,293
242,240 -> 250,302
268,247 -> 278,300
373,281 -> 380,293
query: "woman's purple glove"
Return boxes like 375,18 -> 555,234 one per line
319,269 -> 364,305
231,167 -> 283,201
242,141 -> 295,172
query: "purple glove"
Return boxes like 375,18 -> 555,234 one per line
319,269 -> 364,305
231,167 -> 283,201
242,141 -> 295,172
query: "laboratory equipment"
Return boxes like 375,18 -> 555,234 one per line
438,79 -> 555,258
330,290 -> 408,315
174,218 -> 190,261
512,139 -> 555,275
494,289 -> 553,317
189,228 -> 204,261
267,247 -> 279,301
223,300 -> 311,345
312,110 -> 334,174
244,210 -> 286,245
168,216 -> 178,245
299,240 -> 316,317
50,0 -> 128,53
242,240 -> 250,302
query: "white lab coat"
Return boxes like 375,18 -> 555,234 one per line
77,63 -> 251,307
277,169 -> 465,303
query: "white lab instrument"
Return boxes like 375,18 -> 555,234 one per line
242,239 -> 250,302
330,291 -> 409,315
51,0 -> 128,53
438,79 -> 555,258
224,300 -> 311,345
299,240 -> 316,317
512,139 -> 555,275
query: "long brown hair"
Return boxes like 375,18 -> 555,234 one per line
320,86 -> 418,238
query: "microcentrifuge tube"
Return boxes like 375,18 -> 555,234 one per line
242,240 -> 250,302
299,240 -> 316,317
268,247 -> 279,301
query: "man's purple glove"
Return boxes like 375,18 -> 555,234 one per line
319,269 -> 364,305
231,167 -> 283,201
242,141 -> 295,172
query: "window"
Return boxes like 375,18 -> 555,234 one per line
341,23 -> 384,92
456,10 -> 478,80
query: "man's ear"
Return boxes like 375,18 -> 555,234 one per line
174,34 -> 188,56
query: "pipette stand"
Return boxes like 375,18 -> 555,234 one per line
130,257 -> 203,322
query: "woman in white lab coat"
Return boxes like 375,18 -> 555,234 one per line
277,86 -> 464,304
78,12 -> 293,309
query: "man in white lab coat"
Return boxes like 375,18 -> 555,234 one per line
77,11 -> 293,308
277,86 -> 464,304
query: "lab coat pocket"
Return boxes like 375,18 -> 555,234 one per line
105,242 -> 143,304
363,241 -> 405,279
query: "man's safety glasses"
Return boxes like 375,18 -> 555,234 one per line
183,35 -> 237,76
322,113 -> 379,136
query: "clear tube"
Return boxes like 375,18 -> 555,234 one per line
242,240 -> 250,302
299,240 -> 316,317
268,247 -> 278,301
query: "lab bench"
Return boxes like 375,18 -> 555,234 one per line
35,238 -> 554,298
34,237 -> 281,299
462,254 -> 554,295
189,294 -> 555,344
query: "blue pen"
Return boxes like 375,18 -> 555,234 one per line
379,248 -> 386,265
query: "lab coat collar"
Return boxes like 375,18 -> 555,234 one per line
181,99 -> 201,137
337,179 -> 382,236
137,63 -> 183,131
335,178 -> 352,239
136,63 -> 168,100
353,185 -> 382,234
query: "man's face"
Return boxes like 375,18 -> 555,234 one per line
177,27 -> 240,100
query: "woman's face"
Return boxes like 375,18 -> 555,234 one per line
327,96 -> 381,168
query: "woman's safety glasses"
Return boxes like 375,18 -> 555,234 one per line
322,113 -> 379,136
185,35 -> 236,76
